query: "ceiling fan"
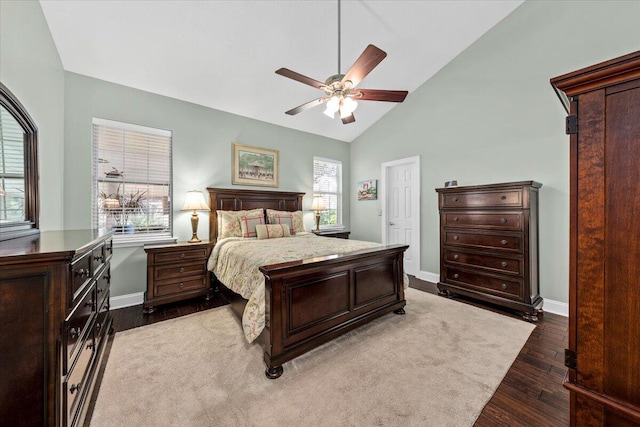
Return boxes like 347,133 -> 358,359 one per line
275,1 -> 408,125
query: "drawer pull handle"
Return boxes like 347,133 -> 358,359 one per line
85,300 -> 94,308
69,383 -> 81,395
452,197 -> 459,202
180,253 -> 185,258
501,195 -> 507,200
453,217 -> 459,222
96,322 -> 102,331
179,267 -> 185,273
453,273 -> 459,279
453,235 -> 459,241
94,255 -> 104,262
75,268 -> 90,278
97,287 -> 104,294
69,327 -> 80,339
501,261 -> 508,267
501,239 -> 507,245
500,217 -> 507,224
501,283 -> 508,290
86,342 -> 95,350
453,254 -> 459,260
179,283 -> 184,289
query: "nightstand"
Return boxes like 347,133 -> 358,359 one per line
143,241 -> 213,314
312,230 -> 351,239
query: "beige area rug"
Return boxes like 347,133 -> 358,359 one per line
91,288 -> 535,427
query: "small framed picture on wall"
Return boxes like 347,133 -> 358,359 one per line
357,179 -> 377,200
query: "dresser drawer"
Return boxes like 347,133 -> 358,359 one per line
95,266 -> 110,308
443,267 -> 524,301
444,230 -> 522,252
155,277 -> 207,297
94,295 -> 110,351
64,285 -> 96,373
71,252 -> 92,302
443,212 -> 523,231
153,262 -> 206,281
91,243 -> 106,274
152,248 -> 209,264
64,333 -> 95,427
444,249 -> 523,276
441,189 -> 522,208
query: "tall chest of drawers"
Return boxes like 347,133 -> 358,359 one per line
0,229 -> 113,427
436,181 -> 543,321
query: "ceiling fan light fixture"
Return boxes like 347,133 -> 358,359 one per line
341,97 -> 357,115
324,96 -> 340,117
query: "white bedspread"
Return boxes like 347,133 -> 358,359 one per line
207,232 -> 388,342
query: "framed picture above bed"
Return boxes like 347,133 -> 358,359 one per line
232,143 -> 279,187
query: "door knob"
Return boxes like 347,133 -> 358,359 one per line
389,222 -> 396,226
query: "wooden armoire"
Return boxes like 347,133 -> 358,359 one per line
551,51 -> 640,425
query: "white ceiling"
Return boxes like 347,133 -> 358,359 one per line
40,0 -> 523,142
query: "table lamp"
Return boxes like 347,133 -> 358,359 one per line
310,195 -> 327,232
181,190 -> 210,243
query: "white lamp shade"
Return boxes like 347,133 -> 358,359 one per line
181,190 -> 210,211
310,195 -> 327,211
341,97 -> 358,115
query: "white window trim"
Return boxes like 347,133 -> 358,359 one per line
313,156 -> 343,230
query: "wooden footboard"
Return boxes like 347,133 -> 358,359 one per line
259,244 -> 408,378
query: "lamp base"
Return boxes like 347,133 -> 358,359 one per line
315,211 -> 321,232
188,211 -> 201,243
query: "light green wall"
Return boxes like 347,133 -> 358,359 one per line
350,0 -> 640,304
0,0 -> 65,231
63,72 -> 349,296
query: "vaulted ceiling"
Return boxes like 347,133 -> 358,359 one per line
40,0 -> 524,142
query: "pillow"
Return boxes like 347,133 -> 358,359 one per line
255,224 -> 291,240
239,215 -> 264,238
217,208 -> 264,239
266,209 -> 305,234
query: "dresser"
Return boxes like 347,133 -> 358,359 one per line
436,181 -> 543,321
551,51 -> 640,426
0,229 -> 113,427
143,241 -> 213,313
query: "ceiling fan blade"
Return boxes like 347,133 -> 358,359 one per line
285,97 -> 327,115
341,45 -> 387,87
341,114 -> 356,124
276,68 -> 326,90
356,89 -> 408,103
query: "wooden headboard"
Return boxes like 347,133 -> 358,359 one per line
207,187 -> 305,241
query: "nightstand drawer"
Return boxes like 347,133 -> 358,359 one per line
155,277 -> 207,297
152,248 -> 209,264
153,262 -> 206,281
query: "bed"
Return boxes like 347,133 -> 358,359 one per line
207,187 -> 408,379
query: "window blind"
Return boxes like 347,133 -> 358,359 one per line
313,157 -> 342,228
0,107 -> 25,223
92,118 -> 172,241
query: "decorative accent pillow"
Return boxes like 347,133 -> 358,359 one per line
255,224 -> 291,240
266,209 -> 305,234
217,208 -> 264,239
239,215 -> 264,238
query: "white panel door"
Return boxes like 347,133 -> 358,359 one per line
387,162 -> 417,276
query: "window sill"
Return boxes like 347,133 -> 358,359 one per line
112,235 -> 177,249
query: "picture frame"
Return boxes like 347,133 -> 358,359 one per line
357,179 -> 377,201
232,143 -> 279,187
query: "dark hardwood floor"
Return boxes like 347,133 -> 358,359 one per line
108,276 -> 569,426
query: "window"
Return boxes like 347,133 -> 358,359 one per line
92,118 -> 172,243
0,83 -> 39,241
313,157 -> 342,228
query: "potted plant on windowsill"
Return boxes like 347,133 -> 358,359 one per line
99,186 -> 147,234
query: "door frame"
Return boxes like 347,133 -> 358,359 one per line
380,155 -> 420,277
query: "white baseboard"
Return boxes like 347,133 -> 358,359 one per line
542,299 -> 568,317
417,270 -> 568,317
110,292 -> 144,310
418,270 -> 439,284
